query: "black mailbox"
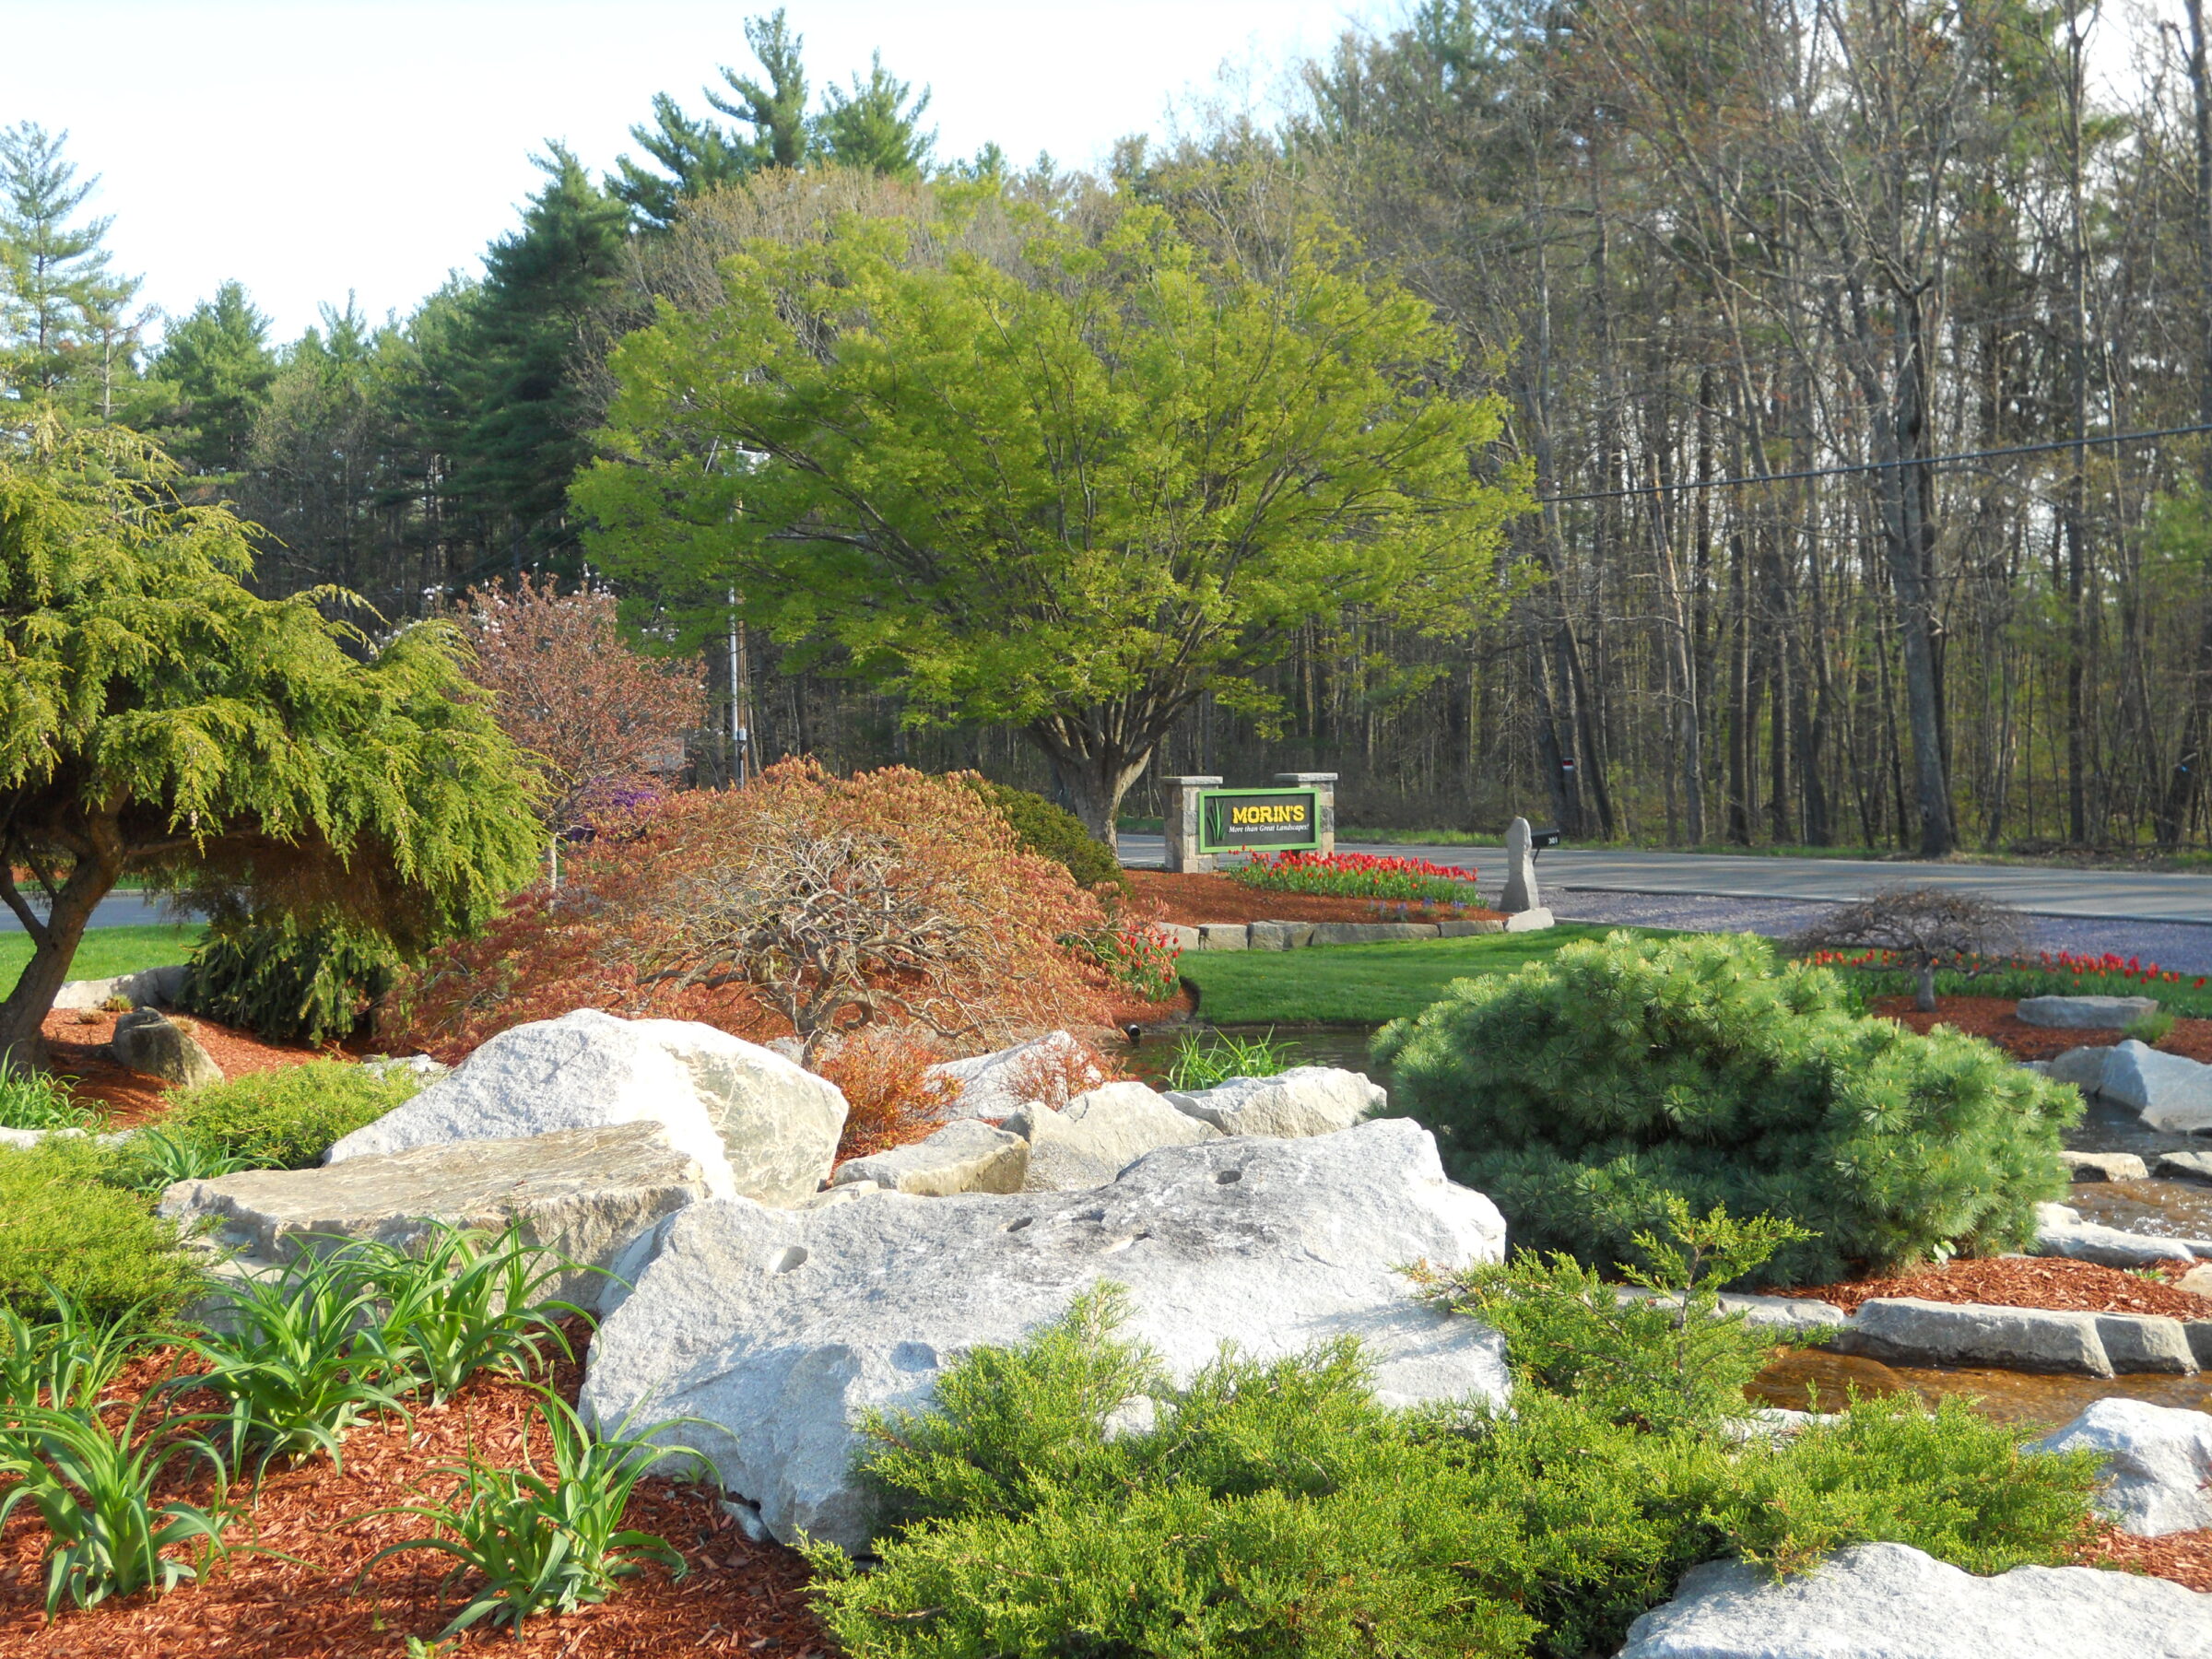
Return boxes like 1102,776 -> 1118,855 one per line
1530,827 -> 1562,856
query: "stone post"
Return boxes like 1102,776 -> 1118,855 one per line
1273,773 -> 1338,856
1161,776 -> 1223,873
1500,816 -> 1540,912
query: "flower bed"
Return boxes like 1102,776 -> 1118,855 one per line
1871,994 -> 2212,1064
1126,870 -> 1502,926
1810,947 -> 2212,1019
1227,849 -> 1483,907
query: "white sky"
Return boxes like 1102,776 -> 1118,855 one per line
0,0 -> 1377,345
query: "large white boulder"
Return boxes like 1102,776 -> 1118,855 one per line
581,1118 -> 1509,1551
2037,1399 -> 2212,1536
924,1030 -> 1104,1120
830,1120 -> 1030,1195
324,1009 -> 847,1206
2100,1040 -> 2212,1135
1616,1541 -> 2209,1658
161,1122 -> 710,1312
1007,1081 -> 1219,1191
1163,1066 -> 1384,1138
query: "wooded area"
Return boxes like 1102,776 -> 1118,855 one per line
8,0 -> 2212,852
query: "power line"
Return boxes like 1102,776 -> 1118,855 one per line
1535,419 -> 2212,507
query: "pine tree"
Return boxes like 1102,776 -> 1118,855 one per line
612,8 -> 812,229
814,51 -> 935,178
148,280 -> 277,475
0,124 -> 139,408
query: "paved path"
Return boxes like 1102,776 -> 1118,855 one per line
1118,837 -> 2212,924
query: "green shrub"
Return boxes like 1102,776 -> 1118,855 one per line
0,1058 -> 103,1132
0,1142 -> 198,1324
1372,931 -> 2079,1286
179,912 -> 405,1044
162,1060 -> 420,1171
2124,1007 -> 2177,1046
966,780 -> 1129,897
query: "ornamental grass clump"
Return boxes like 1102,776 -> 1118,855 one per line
1372,931 -> 2079,1287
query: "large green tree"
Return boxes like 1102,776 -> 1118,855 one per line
578,204 -> 1526,843
147,280 -> 277,476
0,425 -> 542,1065
0,124 -> 138,411
614,9 -> 812,228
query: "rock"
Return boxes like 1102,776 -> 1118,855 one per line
1437,919 -> 1506,936
1156,924 -> 1201,953
581,1118 -> 1511,1551
2062,1149 -> 2150,1182
1306,922 -> 1440,945
1615,1540 -> 2210,1659
2156,1150 -> 2212,1182
110,1009 -> 221,1088
1195,924 -> 1248,950
53,963 -> 187,1013
2017,994 -> 2162,1030
830,1121 -> 1029,1196
2045,1045 -> 2115,1091
1006,1082 -> 1219,1190
1163,1065 -> 1383,1138
925,1031 -> 1102,1121
1619,1288 -> 1847,1332
1503,907 -> 1555,932
2037,1399 -> 2212,1536
2036,1202 -> 2212,1267
1832,1297 -> 2115,1376
2093,1313 -> 2201,1375
324,1010 -> 846,1207
2181,1264 -> 2212,1298
159,1122 -> 710,1312
1247,921 -> 1315,950
2100,1040 -> 2212,1134
1500,816 -> 1540,913
362,1054 -> 450,1084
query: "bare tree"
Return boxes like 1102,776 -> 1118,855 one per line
1790,887 -> 2027,1011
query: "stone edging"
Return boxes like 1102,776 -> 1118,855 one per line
1166,910 -> 1556,952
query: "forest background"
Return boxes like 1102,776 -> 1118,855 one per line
6,0 -> 2210,857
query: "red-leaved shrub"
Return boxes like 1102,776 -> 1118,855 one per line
387,760 -> 1116,1063
816,1025 -> 961,1162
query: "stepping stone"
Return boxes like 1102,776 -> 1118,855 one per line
2016,994 -> 2162,1029
2060,1150 -> 2149,1182
2154,1149 -> 2212,1183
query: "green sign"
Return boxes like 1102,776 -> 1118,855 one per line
1198,787 -> 1321,854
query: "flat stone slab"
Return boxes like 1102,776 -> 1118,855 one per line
2061,1150 -> 2150,1182
1616,1541 -> 2210,1659
2038,1398 -> 2212,1536
2099,1040 -> 2212,1135
1163,1065 -> 1383,1138
581,1119 -> 1509,1552
1437,918 -> 1506,936
1832,1297 -> 2115,1376
1503,907 -> 1555,932
1194,923 -> 1248,950
830,1120 -> 1028,1196
2017,994 -> 2161,1030
2036,1203 -> 2212,1267
1008,1082 -> 1218,1191
160,1122 -> 712,1312
1247,921 -> 1315,950
1307,922 -> 1441,945
2155,1150 -> 2212,1182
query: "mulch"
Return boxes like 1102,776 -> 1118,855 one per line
1124,869 -> 1505,928
0,1332 -> 830,1658
2082,1523 -> 2212,1592
1871,994 -> 2212,1065
1776,1255 -> 2212,1320
38,1008 -> 337,1129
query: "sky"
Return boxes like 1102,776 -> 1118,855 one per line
0,0 -> 1376,346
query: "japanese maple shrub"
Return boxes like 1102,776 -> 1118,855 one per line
1372,931 -> 2079,1286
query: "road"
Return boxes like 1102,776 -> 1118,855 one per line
0,892 -> 203,933
1116,837 -> 2212,924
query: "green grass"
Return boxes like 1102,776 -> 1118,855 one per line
0,924 -> 203,988
1176,924 -> 1672,1025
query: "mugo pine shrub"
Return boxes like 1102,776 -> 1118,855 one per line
1371,931 -> 2079,1286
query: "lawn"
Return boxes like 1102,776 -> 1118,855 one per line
0,923 -> 203,987
1176,923 -> 1671,1025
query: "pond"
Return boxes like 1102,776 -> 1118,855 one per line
1748,1348 -> 2212,1431
1122,1022 -> 1381,1087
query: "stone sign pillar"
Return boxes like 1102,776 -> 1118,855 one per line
1161,775 -> 1224,873
1500,816 -> 1540,912
1273,773 -> 1338,857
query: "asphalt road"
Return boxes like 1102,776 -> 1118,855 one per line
1116,837 -> 2212,924
0,892 -> 202,933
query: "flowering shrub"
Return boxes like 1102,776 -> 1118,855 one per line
1807,947 -> 2212,1019
387,761 -> 1116,1061
1081,918 -> 1183,1003
1229,850 -> 1482,907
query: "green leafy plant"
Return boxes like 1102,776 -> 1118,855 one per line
0,1055 -> 101,1132
1374,931 -> 2081,1286
0,1394 -> 236,1616
1081,915 -> 1182,1002
172,1248 -> 412,1472
0,1140 -> 197,1322
1417,1200 -> 1818,1435
162,1060 -> 420,1171
967,781 -> 1130,897
178,911 -> 407,1045
0,1292 -> 142,1413
353,1223 -> 590,1405
1163,1027 -> 1295,1091
2124,1007 -> 2177,1046
100,1128 -> 256,1196
360,1392 -> 695,1638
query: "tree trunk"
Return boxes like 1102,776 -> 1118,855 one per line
0,855 -> 121,1071
1028,714 -> 1162,853
1914,960 -> 1938,1014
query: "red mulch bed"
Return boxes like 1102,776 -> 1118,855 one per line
2082,1523 -> 2212,1592
0,1334 -> 830,1658
1778,1255 -> 2212,1320
38,1008 -> 336,1129
1125,869 -> 1503,928
1872,994 -> 2212,1064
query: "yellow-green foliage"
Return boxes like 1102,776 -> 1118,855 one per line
163,1060 -> 420,1171
0,1140 -> 195,1322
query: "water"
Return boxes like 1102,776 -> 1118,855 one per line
1748,1349 -> 2212,1430
1122,1023 -> 1381,1088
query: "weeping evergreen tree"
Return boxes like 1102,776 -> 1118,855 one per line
0,423 -> 542,1066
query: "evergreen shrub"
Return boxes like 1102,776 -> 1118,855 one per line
966,780 -> 1129,897
0,1141 -> 196,1322
162,1060 -> 421,1171
179,912 -> 404,1044
1371,931 -> 2079,1287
